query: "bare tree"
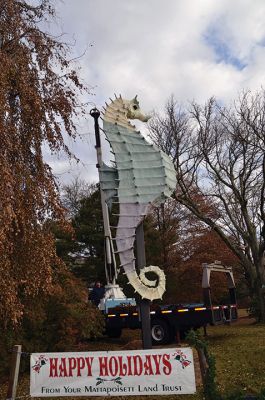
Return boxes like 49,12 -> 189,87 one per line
61,177 -> 97,218
149,91 -> 265,320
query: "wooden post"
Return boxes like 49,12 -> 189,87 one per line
136,222 -> 152,349
197,348 -> 208,383
6,345 -> 22,400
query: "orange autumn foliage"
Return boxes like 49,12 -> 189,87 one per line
164,227 -> 240,305
0,1 -> 87,324
144,199 -> 241,306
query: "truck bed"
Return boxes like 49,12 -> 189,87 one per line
105,302 -> 238,344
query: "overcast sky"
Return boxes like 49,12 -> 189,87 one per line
48,0 -> 265,186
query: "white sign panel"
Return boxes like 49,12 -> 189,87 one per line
30,348 -> 196,397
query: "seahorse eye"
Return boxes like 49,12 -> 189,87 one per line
133,105 -> 138,110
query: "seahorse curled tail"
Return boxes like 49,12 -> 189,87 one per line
115,203 -> 166,300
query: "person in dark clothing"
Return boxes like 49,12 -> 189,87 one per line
89,281 -> 105,306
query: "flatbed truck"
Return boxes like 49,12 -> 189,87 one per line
103,262 -> 238,345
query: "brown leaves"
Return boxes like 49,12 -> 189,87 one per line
0,1 -> 88,324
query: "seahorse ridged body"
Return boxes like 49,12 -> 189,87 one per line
100,96 -> 176,301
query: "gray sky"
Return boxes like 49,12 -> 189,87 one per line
48,0 -> 265,186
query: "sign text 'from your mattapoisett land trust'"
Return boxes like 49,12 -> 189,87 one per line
30,348 -> 196,397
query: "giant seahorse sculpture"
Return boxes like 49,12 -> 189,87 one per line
100,95 -> 176,301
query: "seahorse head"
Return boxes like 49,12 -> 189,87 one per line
103,95 -> 151,127
124,95 -> 151,122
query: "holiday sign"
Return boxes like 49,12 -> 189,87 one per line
30,348 -> 196,397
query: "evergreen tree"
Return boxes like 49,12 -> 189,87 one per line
72,186 -> 106,284
55,185 -> 106,286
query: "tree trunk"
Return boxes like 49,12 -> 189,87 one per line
257,284 -> 265,322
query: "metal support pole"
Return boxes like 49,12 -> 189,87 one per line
136,222 -> 152,349
90,108 -> 114,284
6,345 -> 21,400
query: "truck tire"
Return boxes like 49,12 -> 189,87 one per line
151,319 -> 172,345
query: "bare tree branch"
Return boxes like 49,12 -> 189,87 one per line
149,91 -> 265,320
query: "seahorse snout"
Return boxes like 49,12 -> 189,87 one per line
136,112 -> 151,122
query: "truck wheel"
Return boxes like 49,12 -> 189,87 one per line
106,327 -> 122,339
151,319 -> 172,345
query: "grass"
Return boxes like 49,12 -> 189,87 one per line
207,318 -> 265,395
0,315 -> 264,400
